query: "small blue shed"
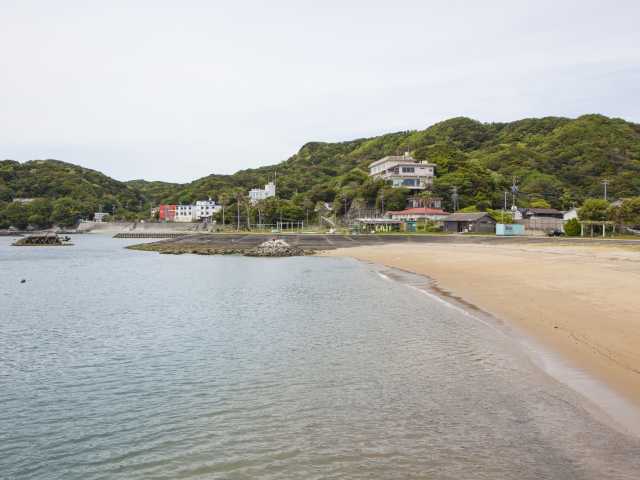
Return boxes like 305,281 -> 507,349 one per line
496,223 -> 525,236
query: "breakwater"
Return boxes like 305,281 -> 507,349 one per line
114,232 -> 188,239
126,232 -> 640,256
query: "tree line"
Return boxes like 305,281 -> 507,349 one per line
2,114 -> 639,230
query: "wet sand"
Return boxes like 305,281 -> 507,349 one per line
324,242 -> 640,414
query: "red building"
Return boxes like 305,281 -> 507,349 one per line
159,204 -> 176,221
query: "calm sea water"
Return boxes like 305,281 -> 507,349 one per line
1,235 -> 639,479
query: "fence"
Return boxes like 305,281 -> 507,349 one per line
517,218 -> 564,234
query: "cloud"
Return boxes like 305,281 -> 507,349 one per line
1,0 -> 639,182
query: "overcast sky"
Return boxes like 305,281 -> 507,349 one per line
1,1 -> 639,182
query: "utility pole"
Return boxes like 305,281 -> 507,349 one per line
236,196 -> 240,231
451,186 -> 459,212
602,179 -> 609,201
511,176 -> 519,209
380,190 -> 385,216
503,191 -> 508,224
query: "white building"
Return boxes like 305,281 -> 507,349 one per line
175,198 -> 221,222
563,208 -> 579,221
93,212 -> 109,222
369,152 -> 436,190
175,204 -> 195,222
194,199 -> 221,220
249,181 -> 276,204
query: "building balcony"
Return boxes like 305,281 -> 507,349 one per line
374,174 -> 433,189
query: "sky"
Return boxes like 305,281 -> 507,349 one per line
1,0 -> 639,183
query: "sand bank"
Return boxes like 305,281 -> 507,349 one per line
324,242 -> 640,413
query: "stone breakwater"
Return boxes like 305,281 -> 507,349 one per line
128,238 -> 311,257
12,233 -> 71,246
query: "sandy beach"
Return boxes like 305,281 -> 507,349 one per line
324,242 -> 640,413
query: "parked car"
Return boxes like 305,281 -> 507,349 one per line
547,229 -> 565,237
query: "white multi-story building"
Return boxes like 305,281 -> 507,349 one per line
249,181 -> 276,204
369,152 -> 436,190
194,199 -> 221,220
174,204 -> 195,222
174,198 -> 221,222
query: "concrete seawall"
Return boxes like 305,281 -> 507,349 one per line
78,221 -> 207,234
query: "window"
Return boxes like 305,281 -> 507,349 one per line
402,167 -> 415,173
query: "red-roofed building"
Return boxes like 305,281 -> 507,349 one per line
387,207 -> 449,221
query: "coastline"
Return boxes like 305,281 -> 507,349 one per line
322,242 -> 640,432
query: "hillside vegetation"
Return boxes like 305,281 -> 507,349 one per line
159,114 -> 640,213
2,114 -> 640,228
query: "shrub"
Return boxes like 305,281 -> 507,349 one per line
564,218 -> 580,236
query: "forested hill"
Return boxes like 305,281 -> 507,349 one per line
158,114 -> 640,212
0,159 -> 146,209
2,114 -> 640,227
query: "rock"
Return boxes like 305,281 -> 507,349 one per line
12,233 -> 68,246
244,238 -> 305,257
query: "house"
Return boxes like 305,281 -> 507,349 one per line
249,182 -> 276,204
521,208 -> 563,219
387,207 -> 449,222
93,212 -> 109,222
368,152 -> 436,190
442,212 -> 496,233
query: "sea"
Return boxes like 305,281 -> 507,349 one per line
1,235 -> 639,479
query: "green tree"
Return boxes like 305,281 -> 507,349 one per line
51,197 -> 81,227
612,197 -> 640,226
3,202 -> 29,230
578,198 -> 610,221
27,198 -> 53,228
376,187 -> 409,212
530,198 -> 551,208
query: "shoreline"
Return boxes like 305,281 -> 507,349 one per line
322,242 -> 640,436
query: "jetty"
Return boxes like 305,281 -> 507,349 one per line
114,233 -> 187,239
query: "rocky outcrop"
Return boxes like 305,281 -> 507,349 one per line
12,233 -> 71,246
244,239 -> 306,257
